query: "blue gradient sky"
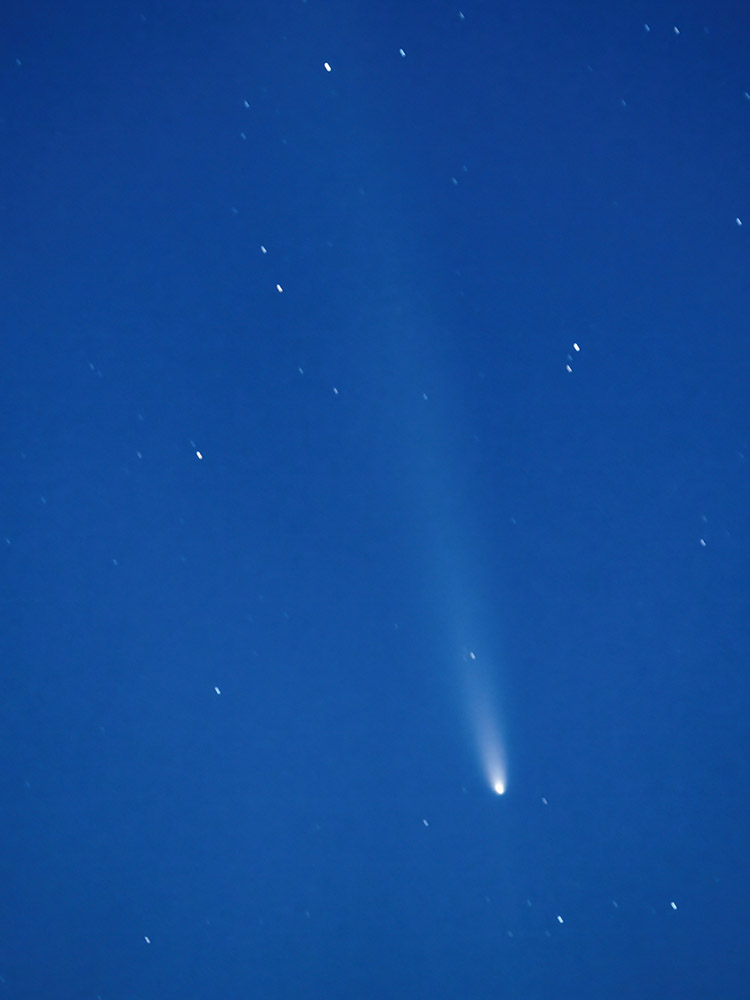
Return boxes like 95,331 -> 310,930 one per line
2,2 -> 749,997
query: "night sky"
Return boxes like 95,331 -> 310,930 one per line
2,2 -> 749,998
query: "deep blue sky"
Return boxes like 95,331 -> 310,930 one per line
2,2 -> 749,998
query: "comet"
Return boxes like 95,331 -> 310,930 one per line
461,647 -> 507,796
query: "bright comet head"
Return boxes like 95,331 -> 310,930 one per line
493,779 -> 506,796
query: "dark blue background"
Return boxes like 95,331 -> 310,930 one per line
2,1 -> 749,997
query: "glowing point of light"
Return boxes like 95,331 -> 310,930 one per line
493,780 -> 505,796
